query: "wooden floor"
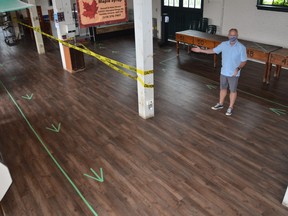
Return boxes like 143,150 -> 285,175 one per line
0,31 -> 288,216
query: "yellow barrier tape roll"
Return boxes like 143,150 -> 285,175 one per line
18,21 -> 154,88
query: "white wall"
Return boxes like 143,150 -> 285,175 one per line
152,0 -> 161,39
127,0 -> 133,9
203,0 -> 288,47
34,0 -> 288,47
36,0 -> 53,16
202,0 -> 224,34
129,0 -> 161,38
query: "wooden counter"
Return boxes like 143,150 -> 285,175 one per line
96,22 -> 134,34
267,48 -> 288,83
176,30 -> 282,83
176,30 -> 226,51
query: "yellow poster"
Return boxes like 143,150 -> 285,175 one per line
77,0 -> 128,28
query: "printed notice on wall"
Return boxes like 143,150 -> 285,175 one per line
77,0 -> 128,28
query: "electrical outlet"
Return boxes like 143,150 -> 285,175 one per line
147,100 -> 153,110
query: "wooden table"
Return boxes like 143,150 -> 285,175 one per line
176,30 -> 282,83
176,30 -> 225,67
266,48 -> 288,84
96,22 -> 134,34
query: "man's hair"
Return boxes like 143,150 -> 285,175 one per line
229,28 -> 238,34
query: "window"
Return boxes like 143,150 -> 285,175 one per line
262,0 -> 288,6
183,0 -> 201,9
257,0 -> 288,12
164,0 -> 180,7
164,0 -> 202,8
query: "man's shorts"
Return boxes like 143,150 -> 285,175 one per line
220,75 -> 239,92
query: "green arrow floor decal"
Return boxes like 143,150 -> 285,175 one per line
0,80 -> 98,216
84,168 -> 104,183
206,84 -> 217,90
22,94 -> 33,100
269,108 -> 286,116
46,123 -> 61,133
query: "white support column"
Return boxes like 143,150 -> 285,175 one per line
27,0 -> 45,54
133,0 -> 154,119
10,11 -> 21,40
52,0 -> 76,70
282,186 -> 288,207
0,162 -> 12,201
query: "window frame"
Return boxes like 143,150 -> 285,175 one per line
256,0 -> 288,12
163,0 -> 203,9
183,0 -> 202,9
164,0 -> 180,7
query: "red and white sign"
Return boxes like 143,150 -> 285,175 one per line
77,0 -> 128,28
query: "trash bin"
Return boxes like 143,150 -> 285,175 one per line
159,13 -> 169,47
63,43 -> 85,73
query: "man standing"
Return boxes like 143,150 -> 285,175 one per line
191,28 -> 247,116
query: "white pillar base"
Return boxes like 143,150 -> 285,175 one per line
0,162 -> 12,201
282,186 -> 288,207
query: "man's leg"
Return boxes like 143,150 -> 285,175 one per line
228,76 -> 239,108
212,75 -> 228,110
229,91 -> 237,108
225,77 -> 239,115
219,75 -> 228,105
219,89 -> 227,105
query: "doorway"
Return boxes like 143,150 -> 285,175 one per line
161,0 -> 204,40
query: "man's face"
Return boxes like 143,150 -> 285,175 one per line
228,30 -> 238,42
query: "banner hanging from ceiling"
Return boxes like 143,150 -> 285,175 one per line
0,0 -> 33,13
77,0 -> 128,28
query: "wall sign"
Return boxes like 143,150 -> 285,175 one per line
77,0 -> 128,28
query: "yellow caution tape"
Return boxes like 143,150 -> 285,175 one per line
137,77 -> 154,88
18,21 -> 154,88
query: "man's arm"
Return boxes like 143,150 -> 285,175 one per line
233,61 -> 247,77
191,46 -> 215,54
238,61 -> 247,70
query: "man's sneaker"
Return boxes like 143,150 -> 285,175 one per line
226,107 -> 233,116
211,103 -> 224,110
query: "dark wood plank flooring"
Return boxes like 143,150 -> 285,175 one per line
0,31 -> 288,216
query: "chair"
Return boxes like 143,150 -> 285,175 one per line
206,25 -> 217,34
189,20 -> 199,30
198,18 -> 208,32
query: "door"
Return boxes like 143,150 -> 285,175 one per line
162,0 -> 204,40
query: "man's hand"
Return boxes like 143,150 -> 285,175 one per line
191,46 -> 201,53
232,69 -> 239,77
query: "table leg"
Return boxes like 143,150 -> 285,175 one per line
213,54 -> 217,68
176,41 -> 179,56
265,62 -> 272,84
276,65 -> 281,79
